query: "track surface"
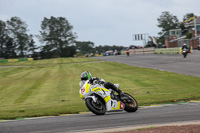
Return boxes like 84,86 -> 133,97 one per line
0,102 -> 200,133
94,50 -> 200,77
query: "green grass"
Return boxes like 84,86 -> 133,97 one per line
0,57 -> 200,119
0,57 -> 100,66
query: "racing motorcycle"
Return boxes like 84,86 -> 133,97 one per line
79,80 -> 138,115
182,48 -> 188,58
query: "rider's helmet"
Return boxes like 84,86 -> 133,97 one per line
80,71 -> 92,81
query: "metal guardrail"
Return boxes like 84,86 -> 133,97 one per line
0,58 -> 33,63
121,47 -> 155,55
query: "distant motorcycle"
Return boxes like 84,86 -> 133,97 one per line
79,80 -> 138,115
126,51 -> 130,56
182,48 -> 188,58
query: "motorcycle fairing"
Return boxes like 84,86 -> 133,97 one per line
79,80 -> 125,111
111,101 -> 125,110
79,82 -> 91,98
91,87 -> 124,111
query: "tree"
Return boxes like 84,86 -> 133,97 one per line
0,20 -> 7,58
6,17 -> 31,57
157,11 -> 179,44
95,45 -> 124,54
28,35 -> 39,59
40,44 -> 55,59
4,38 -> 17,58
39,16 -> 77,57
75,41 -> 94,54
60,46 -> 76,57
95,45 -> 103,55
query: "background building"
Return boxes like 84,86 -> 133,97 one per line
165,16 -> 200,49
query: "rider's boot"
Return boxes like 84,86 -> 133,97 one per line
115,86 -> 124,99
104,82 -> 124,99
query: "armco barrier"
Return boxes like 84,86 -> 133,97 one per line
8,59 -> 19,62
28,58 -> 33,61
18,58 -> 28,61
0,58 -> 33,63
0,59 -> 8,63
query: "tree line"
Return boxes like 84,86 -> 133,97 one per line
0,16 -> 125,59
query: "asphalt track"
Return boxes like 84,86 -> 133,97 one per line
94,50 -> 200,77
0,102 -> 200,133
1,51 -> 200,133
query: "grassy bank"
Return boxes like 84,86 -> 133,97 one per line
0,58 -> 200,119
0,57 -> 100,66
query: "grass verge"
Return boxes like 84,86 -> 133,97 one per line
0,57 -> 100,66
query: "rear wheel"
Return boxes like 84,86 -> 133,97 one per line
122,93 -> 138,112
85,97 -> 106,115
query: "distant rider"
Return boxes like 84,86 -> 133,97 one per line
80,71 -> 124,97
182,43 -> 188,51
182,43 -> 189,58
126,49 -> 130,56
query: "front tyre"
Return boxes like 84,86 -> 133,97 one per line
85,97 -> 106,115
122,93 -> 138,112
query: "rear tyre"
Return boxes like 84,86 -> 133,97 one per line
85,97 -> 106,115
122,93 -> 138,112
183,53 -> 187,58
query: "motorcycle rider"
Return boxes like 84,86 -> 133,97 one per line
182,43 -> 188,50
80,71 -> 124,97
182,43 -> 189,58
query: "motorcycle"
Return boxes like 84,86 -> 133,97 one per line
126,51 -> 130,56
79,80 -> 138,115
182,48 -> 188,58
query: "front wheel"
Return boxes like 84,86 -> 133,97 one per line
85,97 -> 106,115
183,53 -> 187,58
122,93 -> 138,112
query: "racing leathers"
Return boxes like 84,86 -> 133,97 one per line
89,77 -> 124,97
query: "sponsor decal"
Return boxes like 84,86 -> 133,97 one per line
120,102 -> 125,109
81,87 -> 85,94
